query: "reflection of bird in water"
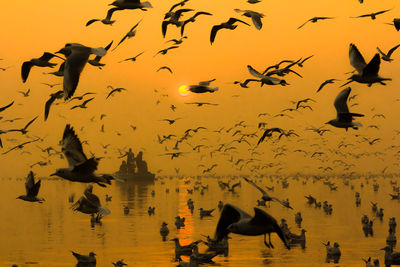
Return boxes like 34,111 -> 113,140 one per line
214,204 -> 290,249
17,171 -> 44,203
72,185 -> 110,216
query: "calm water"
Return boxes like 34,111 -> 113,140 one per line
1,175 -> 398,266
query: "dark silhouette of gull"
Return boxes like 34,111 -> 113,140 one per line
214,204 -> 290,249
326,87 -> 364,130
165,0 -> 189,19
71,251 -> 96,266
2,138 -> 40,155
71,185 -> 110,215
69,92 -> 96,102
248,65 -> 289,86
257,127 -> 284,144
45,62 -> 65,77
112,260 -> 127,267
233,79 -> 260,88
157,66 -> 173,74
21,52 -> 62,82
162,8 -> 193,37
181,12 -> 212,36
106,86 -> 127,99
42,83 -> 61,88
18,89 -> 30,97
0,101 -> 14,112
297,17 -> 334,29
316,79 -> 338,92
86,8 -> 116,26
234,9 -> 264,30
112,19 -> 142,51
56,43 -> 107,100
243,177 -> 293,209
154,46 -> 179,57
44,91 -> 64,121
351,9 -> 391,20
71,97 -> 95,110
376,44 -> 400,62
185,102 -> 218,106
17,171 -> 44,203
8,116 -> 38,135
119,51 -> 144,63
342,43 -> 391,87
189,79 -> 218,93
210,18 -> 250,44
51,124 -> 114,187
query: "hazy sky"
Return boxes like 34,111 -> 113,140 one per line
1,0 -> 399,177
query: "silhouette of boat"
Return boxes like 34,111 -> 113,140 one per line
115,149 -> 155,183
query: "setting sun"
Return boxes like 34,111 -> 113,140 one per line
178,85 -> 190,96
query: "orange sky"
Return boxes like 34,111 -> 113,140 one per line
0,0 -> 399,177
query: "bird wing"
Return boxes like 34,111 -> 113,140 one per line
349,43 -> 367,73
113,20 -> 141,51
83,185 -> 101,207
374,9 -> 391,16
21,61 -> 33,83
271,197 -> 293,209
297,19 -> 310,29
316,80 -> 328,92
63,47 -> 90,100
387,44 -> 400,57
45,91 -> 63,121
0,101 -> 14,112
162,20 -> 170,38
23,116 -> 38,130
39,52 -> 57,61
210,25 -> 222,44
243,177 -> 267,195
62,124 -> 88,167
251,14 -> 263,30
214,204 -> 251,240
83,97 -> 95,106
376,47 -> 386,57
362,53 -> 380,77
227,17 -> 250,26
86,19 -> 100,27
334,87 -> 351,115
199,78 -> 216,86
247,65 -> 265,79
106,7 -> 122,21
25,171 -> 35,196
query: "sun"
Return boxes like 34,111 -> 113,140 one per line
178,85 -> 190,96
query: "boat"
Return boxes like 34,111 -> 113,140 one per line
115,149 -> 155,183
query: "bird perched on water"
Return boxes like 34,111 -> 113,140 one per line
210,18 -> 250,44
214,204 -> 290,249
297,17 -> 334,29
71,185 -> 110,215
51,124 -> 114,187
17,171 -> 44,203
21,52 -> 63,83
112,19 -> 142,51
326,87 -> 364,130
342,43 -> 391,87
376,44 -> 400,62
351,9 -> 391,20
234,9 -> 264,30
181,11 -> 212,36
112,259 -> 127,267
71,251 -> 96,266
188,79 -> 218,93
56,43 -> 107,100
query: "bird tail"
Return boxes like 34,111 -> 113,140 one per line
141,1 -> 153,8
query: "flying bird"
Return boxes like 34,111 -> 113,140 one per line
376,44 -> 400,62
181,12 -> 212,36
316,79 -> 338,93
234,9 -> 264,30
0,101 -> 14,112
106,86 -> 127,99
86,8 -> 116,26
326,87 -> 364,131
162,8 -> 193,37
50,124 -> 114,187
18,89 -> 30,97
189,79 -> 218,93
17,171 -> 44,203
8,116 -> 38,135
185,102 -> 218,106
157,66 -> 173,74
342,43 -> 391,87
44,90 -> 64,121
154,46 -> 179,57
119,51 -> 144,63
112,19 -> 142,51
351,9 -> 391,20
71,185 -> 110,215
297,17 -> 334,29
2,138 -> 40,155
71,97 -> 95,110
210,18 -> 250,44
248,65 -> 289,86
21,52 -> 62,83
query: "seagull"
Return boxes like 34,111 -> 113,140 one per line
109,0 -> 153,10
0,101 -> 14,112
68,92 -> 96,102
351,9 -> 391,20
42,83 -> 61,88
21,52 -> 62,82
106,86 -> 127,99
386,18 -> 400,31
8,116 -> 38,135
164,0 -> 189,19
243,177 -> 293,209
157,66 -> 173,74
234,9 -> 264,30
112,19 -> 142,51
17,171 -> 44,203
18,89 -> 30,97
2,138 -> 40,155
210,18 -> 250,44
181,12 -> 212,36
88,41 -> 113,68
342,43 -> 391,87
71,251 -> 96,265
189,79 -> 218,93
257,128 -> 284,144
71,185 -> 110,215
119,51 -> 144,63
214,204 -> 290,249
326,87 -> 364,131
316,79 -> 338,92
166,36 -> 188,44
248,65 -> 289,86
86,8 -> 116,26
376,44 -> 400,62
162,9 -> 193,37
56,43 -> 107,100
154,46 -> 179,57
297,17 -> 334,29
184,102 -> 218,106
44,91 -> 64,121
233,79 -> 261,88
161,118 -> 181,124
71,97 -> 95,110
50,124 -> 114,187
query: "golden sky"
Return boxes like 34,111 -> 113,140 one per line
1,0 -> 399,177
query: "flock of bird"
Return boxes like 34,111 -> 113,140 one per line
1,0 -> 400,266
